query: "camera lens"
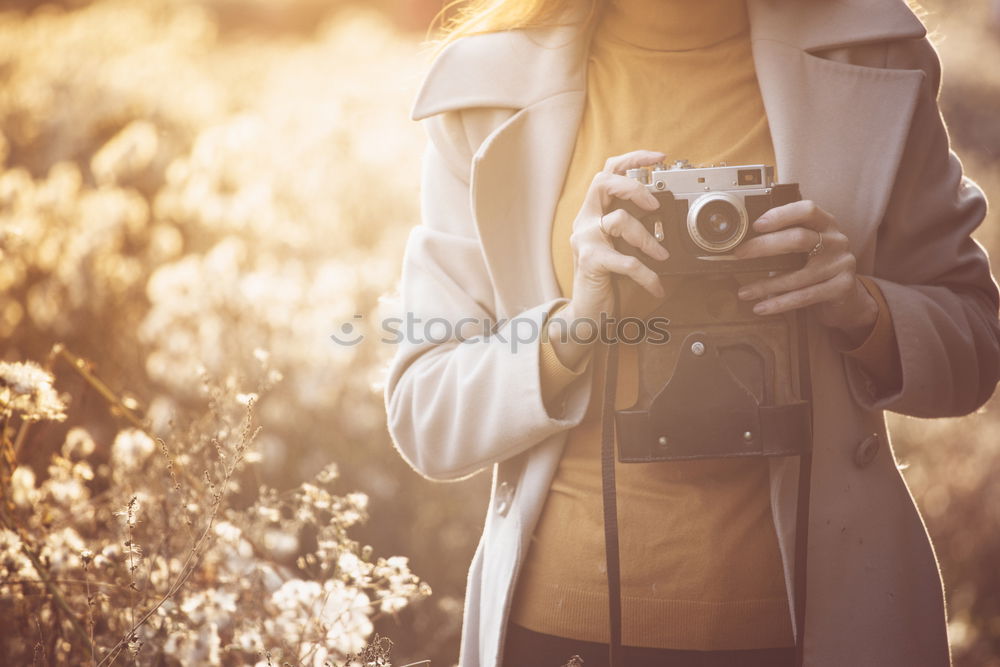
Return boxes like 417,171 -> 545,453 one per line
698,201 -> 740,244
687,193 -> 749,253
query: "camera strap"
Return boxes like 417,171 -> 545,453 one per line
598,278 -> 813,667
600,279 -> 624,667
601,275 -> 625,667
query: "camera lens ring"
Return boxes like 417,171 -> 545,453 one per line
686,192 -> 749,253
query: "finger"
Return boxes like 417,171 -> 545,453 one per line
600,208 -> 670,261
589,171 -> 660,211
737,253 -> 854,301
589,246 -> 665,299
752,199 -> 833,233
733,226 -> 824,260
752,272 -> 855,316
603,150 -> 666,175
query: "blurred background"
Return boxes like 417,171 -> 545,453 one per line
0,0 -> 997,665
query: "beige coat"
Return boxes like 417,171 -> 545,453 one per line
384,0 -> 1000,665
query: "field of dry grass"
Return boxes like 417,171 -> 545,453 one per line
0,0 -> 997,665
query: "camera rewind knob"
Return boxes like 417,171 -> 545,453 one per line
626,167 -> 650,184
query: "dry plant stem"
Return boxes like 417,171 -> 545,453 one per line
299,580 -> 365,664
96,405 -> 260,667
125,497 -> 138,649
50,344 -> 204,540
83,562 -> 97,667
11,413 -> 31,462
50,345 -> 207,509
48,345 -> 147,432
4,578 -> 128,592
33,616 -> 47,666
157,438 -> 197,541
0,505 -> 97,657
298,575 -> 341,661
1,421 -> 14,497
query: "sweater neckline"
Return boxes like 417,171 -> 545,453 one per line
597,0 -> 750,52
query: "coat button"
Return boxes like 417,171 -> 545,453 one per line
495,481 -> 514,516
854,433 -> 881,468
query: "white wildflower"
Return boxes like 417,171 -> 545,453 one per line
179,589 -> 237,626
42,468 -> 89,507
267,578 -> 373,661
0,529 -> 37,580
373,555 -> 421,614
40,527 -> 87,573
236,392 -> 257,406
163,621 -> 223,666
62,427 -> 96,459
111,428 -> 156,470
0,361 -> 66,421
315,462 -> 339,484
10,466 -> 39,508
256,505 -> 280,522
263,528 -> 297,559
337,551 -> 367,581
214,520 -> 243,544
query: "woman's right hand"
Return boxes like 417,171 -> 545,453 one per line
547,150 -> 671,369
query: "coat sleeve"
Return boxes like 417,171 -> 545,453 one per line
383,109 -> 592,481
844,35 -> 1000,417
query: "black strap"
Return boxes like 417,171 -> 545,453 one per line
792,308 -> 814,667
601,279 -> 624,667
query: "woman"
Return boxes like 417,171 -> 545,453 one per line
384,0 -> 1000,665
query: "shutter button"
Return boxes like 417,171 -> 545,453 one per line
495,481 -> 514,516
854,433 -> 881,468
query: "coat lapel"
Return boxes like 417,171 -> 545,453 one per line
412,1 -> 928,315
749,42 -> 927,258
412,19 -> 592,317
747,0 -> 927,259
471,90 -> 587,316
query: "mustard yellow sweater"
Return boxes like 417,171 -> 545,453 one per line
510,0 -> 899,650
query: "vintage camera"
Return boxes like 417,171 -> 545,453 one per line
611,161 -> 805,275
607,161 -> 812,463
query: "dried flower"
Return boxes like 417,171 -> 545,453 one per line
111,429 -> 156,471
0,361 -> 66,421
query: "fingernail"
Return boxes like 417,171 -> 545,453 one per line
738,288 -> 751,300
753,303 -> 768,315
753,217 -> 768,230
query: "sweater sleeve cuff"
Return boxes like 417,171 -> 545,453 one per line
834,276 -> 902,397
540,302 -> 590,413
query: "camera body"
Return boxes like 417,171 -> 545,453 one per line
607,160 -> 812,463
611,161 -> 805,275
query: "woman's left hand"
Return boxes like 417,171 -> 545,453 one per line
733,199 -> 879,346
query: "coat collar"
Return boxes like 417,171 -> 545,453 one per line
412,0 -> 926,120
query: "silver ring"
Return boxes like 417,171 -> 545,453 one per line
808,230 -> 824,257
599,215 -> 611,236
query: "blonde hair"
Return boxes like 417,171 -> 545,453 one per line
430,0 -> 934,49
429,0 -> 603,50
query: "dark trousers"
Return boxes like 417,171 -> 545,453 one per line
502,623 -> 796,667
